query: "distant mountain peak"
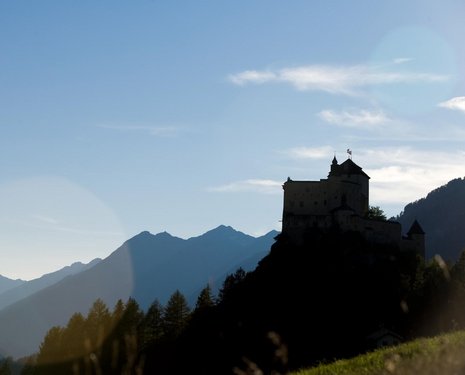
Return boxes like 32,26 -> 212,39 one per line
154,231 -> 183,241
199,225 -> 248,238
211,225 -> 237,232
133,230 -> 175,239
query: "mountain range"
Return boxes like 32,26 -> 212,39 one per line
0,225 -> 277,358
0,275 -> 25,295
0,259 -> 101,311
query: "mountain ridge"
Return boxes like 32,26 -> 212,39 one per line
0,275 -> 25,295
0,225 -> 278,358
0,258 -> 101,311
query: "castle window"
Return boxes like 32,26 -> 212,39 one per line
314,201 -> 317,205
299,201 -> 304,207
324,200 -> 327,206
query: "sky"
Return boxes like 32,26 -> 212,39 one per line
2,1 -> 465,280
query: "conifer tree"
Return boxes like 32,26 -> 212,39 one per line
111,298 -> 144,373
36,326 -> 64,367
194,284 -> 215,312
112,299 -> 125,326
61,312 -> 86,361
163,290 -> 191,340
141,299 -> 164,347
119,298 -> 144,337
84,298 -> 111,352
218,267 -> 246,302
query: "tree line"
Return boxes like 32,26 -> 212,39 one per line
19,283 -> 219,375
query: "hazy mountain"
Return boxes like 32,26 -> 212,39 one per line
0,225 -> 277,358
396,177 -> 465,260
0,259 -> 101,311
0,275 -> 25,295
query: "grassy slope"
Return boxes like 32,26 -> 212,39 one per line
292,330 -> 465,375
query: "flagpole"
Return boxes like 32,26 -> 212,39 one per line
347,149 -> 352,160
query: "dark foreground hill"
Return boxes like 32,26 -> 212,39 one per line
144,229 -> 420,374
396,177 -> 465,260
0,226 -> 277,358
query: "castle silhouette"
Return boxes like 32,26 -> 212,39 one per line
281,156 -> 425,257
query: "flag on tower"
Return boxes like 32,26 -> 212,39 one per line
347,149 -> 352,156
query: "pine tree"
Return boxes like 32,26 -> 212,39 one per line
141,299 -> 164,347
163,290 -> 191,340
218,267 -> 247,302
84,298 -> 111,352
112,299 -> 125,326
61,312 -> 86,361
194,284 -> 215,312
36,326 -> 64,367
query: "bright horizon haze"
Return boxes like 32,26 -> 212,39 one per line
2,1 -> 465,280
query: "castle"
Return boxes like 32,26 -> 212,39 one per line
281,156 -> 425,257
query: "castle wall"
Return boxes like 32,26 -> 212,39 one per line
358,219 -> 401,247
283,180 -> 331,216
283,176 -> 368,220
281,158 -> 424,256
282,211 -> 402,248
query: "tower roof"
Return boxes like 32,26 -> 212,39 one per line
329,158 -> 370,179
407,220 -> 425,235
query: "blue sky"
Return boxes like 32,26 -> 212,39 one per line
2,1 -> 465,279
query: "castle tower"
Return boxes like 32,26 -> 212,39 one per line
327,157 -> 370,217
406,220 -> 426,258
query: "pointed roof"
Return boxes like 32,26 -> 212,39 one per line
329,158 -> 370,179
407,220 -> 425,235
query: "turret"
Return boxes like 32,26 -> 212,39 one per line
407,220 -> 426,258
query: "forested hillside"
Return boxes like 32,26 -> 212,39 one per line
397,177 -> 465,260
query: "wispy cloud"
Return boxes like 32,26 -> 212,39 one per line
228,63 -> 449,95
393,57 -> 413,64
318,109 -> 389,127
284,146 -> 334,160
30,214 -> 59,225
98,124 -> 180,137
355,148 -> 465,206
438,96 -> 465,113
208,179 -> 282,194
229,70 -> 276,85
